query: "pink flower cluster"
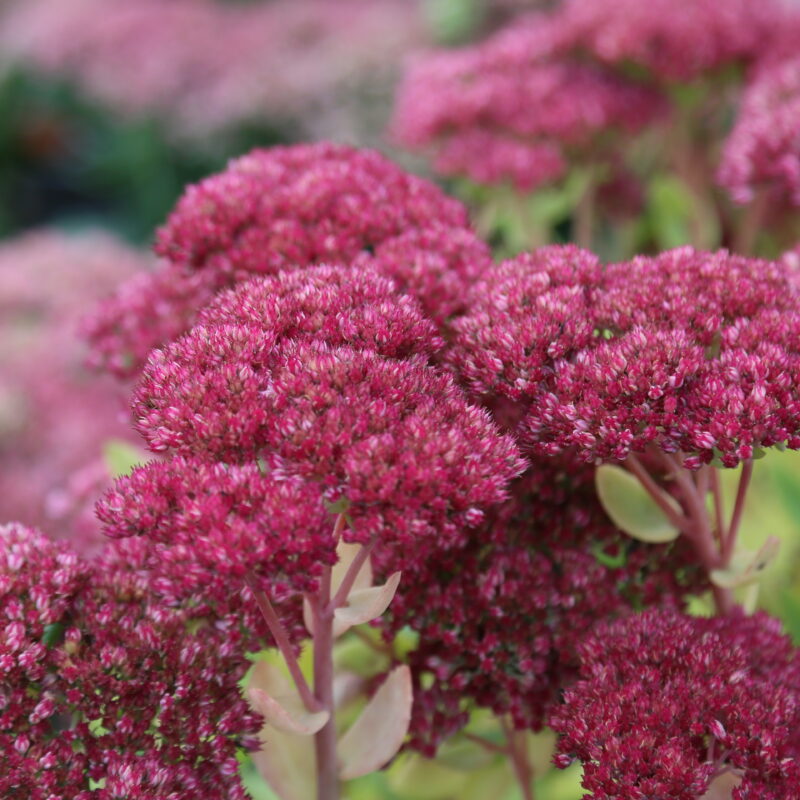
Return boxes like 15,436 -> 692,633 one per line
719,55 -> 800,206
378,455 -> 702,754
1,523 -> 261,799
118,271 -> 525,555
450,245 -> 800,467
0,229 -> 147,551
391,13 -> 666,189
551,608 -> 800,799
0,0 -> 423,138
83,143 -> 490,376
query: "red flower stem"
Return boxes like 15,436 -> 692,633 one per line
710,467 -> 725,546
313,517 -> 344,800
659,452 -> 737,616
328,537 -> 375,613
463,731 -> 508,755
245,572 -> 322,713
723,459 -> 753,563
501,717 -> 535,800
625,453 -> 692,534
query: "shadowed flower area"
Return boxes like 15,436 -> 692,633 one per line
550,608 -> 800,799
376,455 -> 703,755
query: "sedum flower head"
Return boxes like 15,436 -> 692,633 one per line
83,143 -> 484,376
450,245 -> 800,467
719,55 -> 800,206
133,335 -> 525,555
390,13 -> 666,190
550,608 -> 800,799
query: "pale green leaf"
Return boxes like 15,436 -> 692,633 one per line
338,665 -> 412,780
595,464 -> 681,543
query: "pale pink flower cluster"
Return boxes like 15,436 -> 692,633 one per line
0,0 -> 423,138
391,12 -> 666,189
0,229 -> 148,551
719,55 -> 800,205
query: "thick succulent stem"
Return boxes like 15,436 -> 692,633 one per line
502,718 -> 535,800
246,573 -> 322,713
312,512 -> 348,800
312,568 -> 339,800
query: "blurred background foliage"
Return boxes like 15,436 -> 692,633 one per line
1,1 -> 800,798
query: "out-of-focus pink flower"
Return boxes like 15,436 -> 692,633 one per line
719,56 -> 800,206
0,229 -> 148,551
84,143 -> 487,376
550,608 -> 800,799
562,0 -> 783,81
0,0 -> 424,139
390,12 -> 667,189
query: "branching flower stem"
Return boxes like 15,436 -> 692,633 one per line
626,448 -> 758,616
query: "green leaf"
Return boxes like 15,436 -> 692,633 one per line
42,622 -> 65,648
595,464 -> 681,543
103,439 -> 145,478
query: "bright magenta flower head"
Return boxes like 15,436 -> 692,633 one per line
97,456 -> 337,598
83,143 -> 486,376
133,336 -> 525,555
391,14 -> 666,190
550,608 -> 800,799
450,245 -> 800,468
719,55 -> 800,206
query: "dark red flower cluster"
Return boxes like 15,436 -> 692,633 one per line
450,245 -> 800,467
1,524 -> 260,799
377,456 -> 702,755
391,14 -> 666,190
83,143 -> 488,376
550,608 -> 800,799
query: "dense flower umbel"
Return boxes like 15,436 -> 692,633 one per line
391,14 -> 666,190
97,456 -> 337,598
719,55 -> 800,206
562,0 -> 783,81
84,143 -> 484,376
377,457 -> 702,754
1,524 -> 261,799
134,335 -> 525,555
450,245 -> 800,467
550,608 -> 800,799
